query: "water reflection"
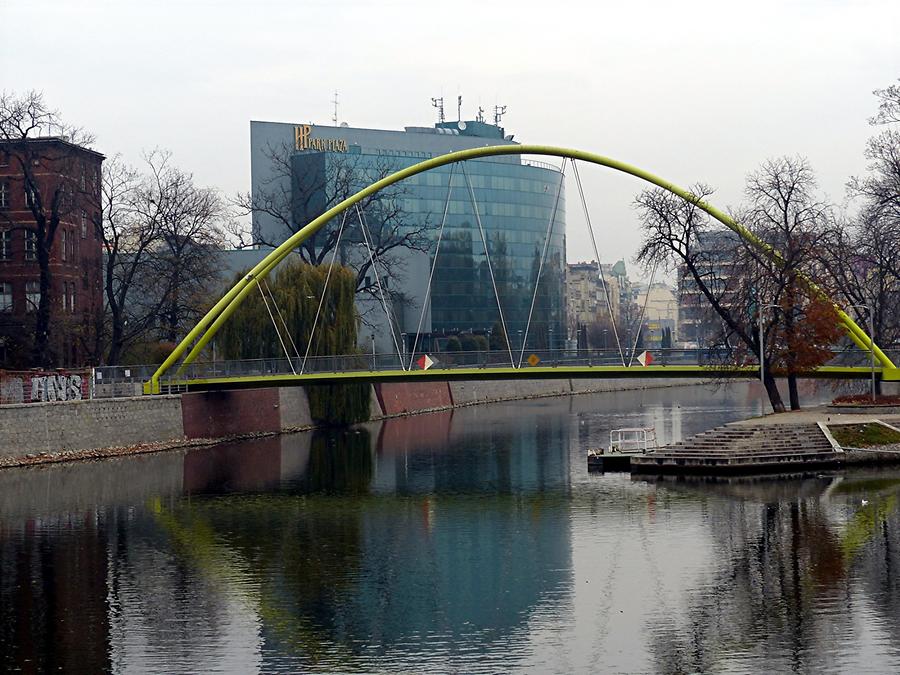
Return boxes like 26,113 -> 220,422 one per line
0,382 -> 899,672
632,473 -> 900,673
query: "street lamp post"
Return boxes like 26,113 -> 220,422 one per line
848,304 -> 876,403
371,333 -> 376,370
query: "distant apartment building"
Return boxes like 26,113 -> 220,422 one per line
676,229 -> 740,347
631,282 -> 678,349
565,259 -> 635,347
0,138 -> 104,367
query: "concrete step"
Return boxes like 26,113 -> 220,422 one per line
641,422 -> 839,474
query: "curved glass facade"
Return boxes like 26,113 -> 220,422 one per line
400,159 -> 566,351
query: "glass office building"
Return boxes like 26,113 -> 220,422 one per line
250,118 -> 566,352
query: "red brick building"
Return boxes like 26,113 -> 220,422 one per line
0,138 -> 104,368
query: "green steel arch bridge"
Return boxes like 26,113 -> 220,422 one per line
144,145 -> 899,395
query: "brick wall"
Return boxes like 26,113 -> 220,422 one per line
181,388 -> 281,439
375,382 -> 453,416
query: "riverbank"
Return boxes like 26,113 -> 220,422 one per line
0,377 -> 702,467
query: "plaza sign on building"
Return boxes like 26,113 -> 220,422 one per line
294,125 -> 348,153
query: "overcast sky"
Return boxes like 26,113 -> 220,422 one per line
3,0 -> 898,278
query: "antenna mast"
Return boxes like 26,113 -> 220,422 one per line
332,90 -> 339,126
431,97 -> 445,123
476,106 -> 485,123
494,105 -> 507,126
457,95 -> 463,121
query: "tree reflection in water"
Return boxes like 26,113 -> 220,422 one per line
645,473 -> 900,673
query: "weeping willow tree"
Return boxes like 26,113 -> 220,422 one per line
219,261 -> 358,359
218,260 -> 370,425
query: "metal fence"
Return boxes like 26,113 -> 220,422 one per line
84,346 -> 891,398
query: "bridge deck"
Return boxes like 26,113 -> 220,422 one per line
146,365 -> 898,394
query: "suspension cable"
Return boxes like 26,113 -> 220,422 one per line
262,277 -> 301,363
461,163 -> 516,368
627,259 -> 659,366
257,280 -> 296,374
301,211 -> 348,374
572,160 -> 626,366
356,203 -> 406,369
408,163 -> 455,370
518,158 -> 567,368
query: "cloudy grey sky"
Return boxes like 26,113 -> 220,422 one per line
2,0 -> 898,275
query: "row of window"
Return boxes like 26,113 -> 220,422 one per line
403,198 -> 566,220
0,183 -> 97,238
0,230 -> 36,260
0,280 -> 77,313
0,226 -> 87,261
0,281 -> 40,313
403,172 -> 562,194
0,151 -> 99,185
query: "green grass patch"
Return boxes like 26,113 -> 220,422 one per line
829,423 -> 900,448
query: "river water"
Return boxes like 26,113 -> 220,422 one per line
2,381 -> 900,673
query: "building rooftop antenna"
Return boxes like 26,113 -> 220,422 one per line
457,95 -> 463,121
476,106 -> 485,123
431,97 -> 445,124
494,105 -> 507,127
331,90 -> 339,127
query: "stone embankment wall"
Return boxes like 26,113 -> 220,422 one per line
0,377 -> 697,463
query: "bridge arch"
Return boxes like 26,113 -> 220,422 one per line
148,145 -> 894,393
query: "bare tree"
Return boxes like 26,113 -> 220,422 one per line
635,184 -> 789,411
869,79 -> 900,126
94,155 -> 158,364
636,160 -> 844,412
822,79 -> 900,388
133,150 -> 226,344
91,150 -> 228,363
0,90 -> 96,366
739,157 -> 834,409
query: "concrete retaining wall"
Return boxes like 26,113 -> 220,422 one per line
569,377 -> 699,394
278,387 -> 315,429
0,395 -> 184,459
449,379 -> 572,405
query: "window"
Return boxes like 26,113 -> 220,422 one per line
0,230 -> 9,260
60,230 -> 67,261
70,284 -> 76,313
0,181 -> 8,209
0,150 -> 9,167
25,281 -> 39,312
0,282 -> 11,312
81,211 -> 87,238
24,185 -> 35,209
62,282 -> 68,311
25,231 -> 37,260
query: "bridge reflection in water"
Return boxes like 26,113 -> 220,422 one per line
1,383 -> 900,672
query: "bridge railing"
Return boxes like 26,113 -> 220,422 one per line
152,348 -> 742,385
91,346 -> 894,397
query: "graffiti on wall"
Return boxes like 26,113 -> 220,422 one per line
0,370 -> 90,404
31,374 -> 84,402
